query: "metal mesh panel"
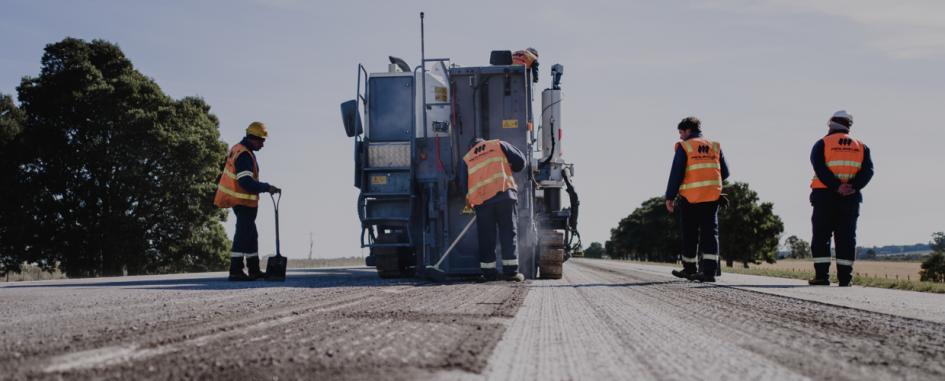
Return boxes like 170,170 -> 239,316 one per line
368,142 -> 411,168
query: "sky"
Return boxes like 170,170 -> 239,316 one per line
2,0 -> 944,259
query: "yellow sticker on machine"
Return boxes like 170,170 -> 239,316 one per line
434,87 -> 448,102
502,119 -> 519,129
371,175 -> 388,185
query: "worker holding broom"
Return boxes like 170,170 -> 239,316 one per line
214,121 -> 281,281
459,138 -> 527,282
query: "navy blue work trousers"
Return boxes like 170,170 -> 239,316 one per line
232,205 -> 259,258
678,199 -> 719,275
475,199 -> 518,275
811,198 -> 859,282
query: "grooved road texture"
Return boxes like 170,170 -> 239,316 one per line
0,268 -> 525,380
485,259 -> 945,381
3,262 -> 944,381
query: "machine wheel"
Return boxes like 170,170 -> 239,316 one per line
541,231 -> 566,249
375,253 -> 402,279
538,247 -> 565,279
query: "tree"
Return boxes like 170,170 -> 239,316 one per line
0,94 -> 27,275
920,253 -> 945,282
1,38 -> 229,277
930,232 -> 945,254
860,248 -> 878,260
606,197 -> 680,262
784,235 -> 812,259
584,242 -> 604,259
718,182 -> 784,268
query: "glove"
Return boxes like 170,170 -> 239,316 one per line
268,185 -> 282,194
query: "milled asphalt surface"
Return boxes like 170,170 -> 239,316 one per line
2,260 -> 944,380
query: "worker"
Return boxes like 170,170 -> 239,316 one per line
214,121 -> 281,281
808,110 -> 873,286
512,47 -> 540,83
665,116 -> 729,282
459,138 -> 527,282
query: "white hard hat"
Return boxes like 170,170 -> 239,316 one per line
831,110 -> 853,122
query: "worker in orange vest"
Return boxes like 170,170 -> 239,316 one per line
512,47 -> 539,83
459,138 -> 527,282
214,121 -> 281,281
808,110 -> 873,286
665,117 -> 729,282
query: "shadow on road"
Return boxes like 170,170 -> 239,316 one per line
0,268 -> 436,291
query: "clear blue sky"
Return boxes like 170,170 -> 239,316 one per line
3,0 -> 944,258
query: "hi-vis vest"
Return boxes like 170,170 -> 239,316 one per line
677,138 -> 723,203
214,143 -> 260,208
464,140 -> 518,207
811,133 -> 864,189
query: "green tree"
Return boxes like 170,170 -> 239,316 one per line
920,253 -> 945,282
718,182 -> 784,268
584,242 -> 604,258
784,235 -> 812,259
2,38 -> 229,277
0,94 -> 28,275
606,197 -> 680,262
930,232 -> 945,253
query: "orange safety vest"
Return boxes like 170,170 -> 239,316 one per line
811,133 -> 864,189
464,140 -> 518,207
512,51 -> 536,68
677,138 -> 723,203
214,143 -> 260,208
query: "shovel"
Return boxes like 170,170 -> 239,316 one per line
265,192 -> 287,281
426,216 -> 476,275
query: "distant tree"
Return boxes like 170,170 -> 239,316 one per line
784,235 -> 812,259
860,248 -> 878,260
1,38 -> 229,277
930,232 -> 945,254
607,197 -> 679,262
718,182 -> 784,268
584,242 -> 604,259
920,253 -> 945,282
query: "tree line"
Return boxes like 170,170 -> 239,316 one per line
0,38 -> 230,277
591,182 -> 784,268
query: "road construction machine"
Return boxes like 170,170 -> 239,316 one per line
340,14 -> 580,280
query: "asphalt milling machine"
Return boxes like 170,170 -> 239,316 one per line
340,15 -> 581,280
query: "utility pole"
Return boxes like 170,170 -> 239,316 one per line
308,232 -> 314,260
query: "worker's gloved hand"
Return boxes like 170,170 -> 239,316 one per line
719,194 -> 730,209
837,183 -> 855,196
268,185 -> 282,194
462,203 -> 474,215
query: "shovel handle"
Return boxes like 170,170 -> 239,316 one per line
271,192 -> 281,257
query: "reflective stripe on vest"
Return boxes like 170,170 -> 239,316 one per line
811,134 -> 864,189
464,140 -> 518,207
677,138 -> 722,203
214,143 -> 260,208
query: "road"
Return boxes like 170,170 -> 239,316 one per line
1,259 -> 944,380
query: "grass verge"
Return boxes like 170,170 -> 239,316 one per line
602,258 -> 945,294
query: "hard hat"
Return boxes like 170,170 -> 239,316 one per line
246,121 -> 268,139
831,110 -> 853,123
524,47 -> 539,61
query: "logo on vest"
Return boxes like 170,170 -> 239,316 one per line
838,138 -> 854,146
698,145 -> 711,154
474,145 -> 487,155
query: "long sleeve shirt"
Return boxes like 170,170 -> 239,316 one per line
458,140 -> 527,205
235,137 -> 271,194
664,132 -> 730,200
810,130 -> 873,204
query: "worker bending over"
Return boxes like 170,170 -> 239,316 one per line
666,117 -> 729,282
808,110 -> 873,286
459,138 -> 527,282
214,122 -> 281,281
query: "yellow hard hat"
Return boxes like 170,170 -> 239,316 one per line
246,121 -> 268,139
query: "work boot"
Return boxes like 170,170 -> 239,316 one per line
690,272 -> 716,283
503,272 -> 525,282
808,278 -> 830,286
672,263 -> 697,280
477,270 -> 498,283
228,258 -> 252,282
837,266 -> 853,287
246,256 -> 266,280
